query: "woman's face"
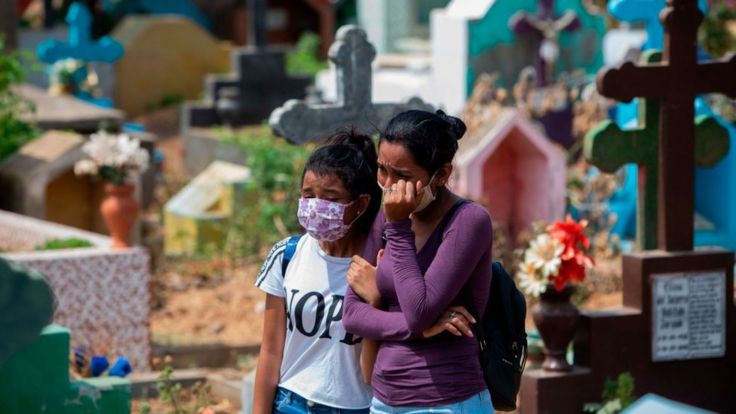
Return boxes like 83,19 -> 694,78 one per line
377,141 -> 432,190
301,170 -> 367,225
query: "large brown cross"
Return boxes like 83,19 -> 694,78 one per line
596,0 -> 736,251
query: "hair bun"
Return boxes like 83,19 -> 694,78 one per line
435,110 -> 467,141
327,127 -> 377,166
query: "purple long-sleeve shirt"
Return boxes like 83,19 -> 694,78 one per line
343,201 -> 493,407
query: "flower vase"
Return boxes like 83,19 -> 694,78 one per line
100,183 -> 138,248
532,284 -> 579,372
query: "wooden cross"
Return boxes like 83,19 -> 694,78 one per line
585,51 -> 729,251
509,0 -> 581,86
596,0 -> 736,251
36,2 -> 124,64
269,25 -> 433,144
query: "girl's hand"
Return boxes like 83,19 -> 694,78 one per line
422,306 -> 476,338
384,179 -> 423,222
348,250 -> 384,307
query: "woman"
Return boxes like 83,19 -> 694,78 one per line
343,110 -> 494,413
253,130 -> 382,414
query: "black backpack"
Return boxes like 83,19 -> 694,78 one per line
472,262 -> 528,411
441,201 -> 527,411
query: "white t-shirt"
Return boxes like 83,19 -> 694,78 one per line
255,235 -> 372,409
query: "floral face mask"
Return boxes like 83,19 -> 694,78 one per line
297,197 -> 361,242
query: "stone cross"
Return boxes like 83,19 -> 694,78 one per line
584,51 -> 729,251
37,2 -> 124,64
509,0 -> 581,86
248,0 -> 267,49
269,25 -> 434,144
596,0 -> 736,251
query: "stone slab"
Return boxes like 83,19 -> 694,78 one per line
14,84 -> 124,133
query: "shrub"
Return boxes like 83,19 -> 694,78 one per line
0,38 -> 38,161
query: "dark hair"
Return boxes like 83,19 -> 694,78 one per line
380,110 -> 466,174
302,129 -> 381,235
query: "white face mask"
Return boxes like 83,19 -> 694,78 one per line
377,172 -> 437,213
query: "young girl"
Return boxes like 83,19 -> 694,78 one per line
343,110 -> 494,413
253,131 -> 382,414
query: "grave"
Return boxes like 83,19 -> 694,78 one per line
585,51 -> 729,250
599,0 -> 736,251
0,259 -> 130,413
453,107 -> 566,245
509,0 -> 581,86
0,324 -> 131,413
182,0 -> 311,129
164,161 -> 250,256
35,2 -> 124,107
430,0 -> 604,113
14,84 -> 124,133
357,0 -> 449,54
36,2 -> 124,65
0,210 -> 151,371
608,0 -> 707,52
270,25 -> 434,144
0,130 -> 153,234
520,1 -> 736,412
111,15 -> 231,117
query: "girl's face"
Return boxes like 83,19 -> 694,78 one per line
301,170 -> 368,225
377,141 -> 432,190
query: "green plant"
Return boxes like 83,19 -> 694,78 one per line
219,125 -> 314,261
155,364 -> 215,414
286,32 -> 328,78
0,37 -> 38,161
157,364 -> 184,414
584,372 -> 636,414
35,238 -> 94,251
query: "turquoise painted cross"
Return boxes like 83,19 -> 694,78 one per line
37,3 -> 124,64
608,0 -> 707,50
585,51 -> 729,250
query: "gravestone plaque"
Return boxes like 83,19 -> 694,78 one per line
652,271 -> 726,361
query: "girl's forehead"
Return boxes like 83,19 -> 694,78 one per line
302,170 -> 347,190
378,142 -> 421,171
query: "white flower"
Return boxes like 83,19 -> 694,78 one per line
82,130 -> 149,172
525,234 -> 564,277
517,259 -> 548,297
74,159 -> 98,176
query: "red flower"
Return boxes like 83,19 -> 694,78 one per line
546,215 -> 594,291
547,215 -> 590,261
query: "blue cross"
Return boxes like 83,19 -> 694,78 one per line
608,0 -> 708,50
37,3 -> 124,64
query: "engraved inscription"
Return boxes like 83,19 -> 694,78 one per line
652,271 -> 726,361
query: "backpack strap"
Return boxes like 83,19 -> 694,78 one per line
281,235 -> 303,276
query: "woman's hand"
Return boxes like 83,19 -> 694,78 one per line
384,179 -> 423,222
348,250 -> 384,307
422,306 -> 476,338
